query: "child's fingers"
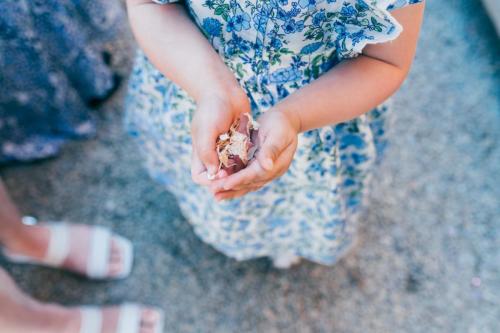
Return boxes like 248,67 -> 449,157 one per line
222,160 -> 267,191
212,179 -> 267,194
256,132 -> 287,171
208,170 -> 231,193
257,144 -> 278,171
191,150 -> 212,186
193,128 -> 220,177
215,186 -> 260,201
221,139 -> 295,191
214,189 -> 245,201
209,177 -> 226,194
226,143 -> 294,191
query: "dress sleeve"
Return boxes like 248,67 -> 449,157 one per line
385,0 -> 424,11
335,0 -> 424,59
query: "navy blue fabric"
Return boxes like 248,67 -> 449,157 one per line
0,0 -> 124,164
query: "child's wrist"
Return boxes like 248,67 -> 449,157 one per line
194,64 -> 242,101
195,80 -> 248,112
274,105 -> 302,134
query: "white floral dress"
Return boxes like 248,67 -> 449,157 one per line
126,0 -> 423,265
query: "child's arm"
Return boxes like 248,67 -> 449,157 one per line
278,3 -> 426,132
214,3 -> 425,200
126,0 -> 250,179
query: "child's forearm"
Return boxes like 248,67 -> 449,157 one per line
277,55 -> 408,133
277,3 -> 424,133
126,1 -> 239,102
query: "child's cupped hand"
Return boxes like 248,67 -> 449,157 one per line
191,88 -> 250,185
209,108 -> 301,201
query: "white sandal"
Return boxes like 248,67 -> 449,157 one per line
80,304 -> 164,333
3,217 -> 133,279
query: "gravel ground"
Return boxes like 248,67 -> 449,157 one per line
1,1 -> 499,332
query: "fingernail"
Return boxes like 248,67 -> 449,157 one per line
263,158 -> 274,170
207,165 -> 218,179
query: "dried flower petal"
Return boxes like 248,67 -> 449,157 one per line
216,113 -> 259,175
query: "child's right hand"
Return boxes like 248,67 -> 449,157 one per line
190,86 -> 251,185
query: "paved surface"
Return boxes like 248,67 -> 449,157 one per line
1,1 -> 499,332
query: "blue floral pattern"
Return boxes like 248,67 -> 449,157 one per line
126,0 -> 423,264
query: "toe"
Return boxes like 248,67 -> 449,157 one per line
110,239 -> 121,261
107,239 -> 123,276
140,308 -> 162,333
108,261 -> 122,276
107,235 -> 133,279
142,308 -> 160,322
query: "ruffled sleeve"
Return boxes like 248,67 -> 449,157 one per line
335,0 -> 424,59
385,0 -> 424,11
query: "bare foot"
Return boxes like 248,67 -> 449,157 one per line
3,222 -> 131,279
0,268 -> 163,333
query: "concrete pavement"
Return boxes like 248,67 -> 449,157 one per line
1,1 -> 499,332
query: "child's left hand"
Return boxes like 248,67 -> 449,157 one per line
210,108 -> 301,201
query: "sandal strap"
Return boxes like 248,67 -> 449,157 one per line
79,307 -> 103,333
86,226 -> 111,278
80,304 -> 164,333
43,223 -> 70,266
154,309 -> 165,333
116,304 -> 141,333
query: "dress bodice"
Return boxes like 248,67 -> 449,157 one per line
153,0 -> 422,109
